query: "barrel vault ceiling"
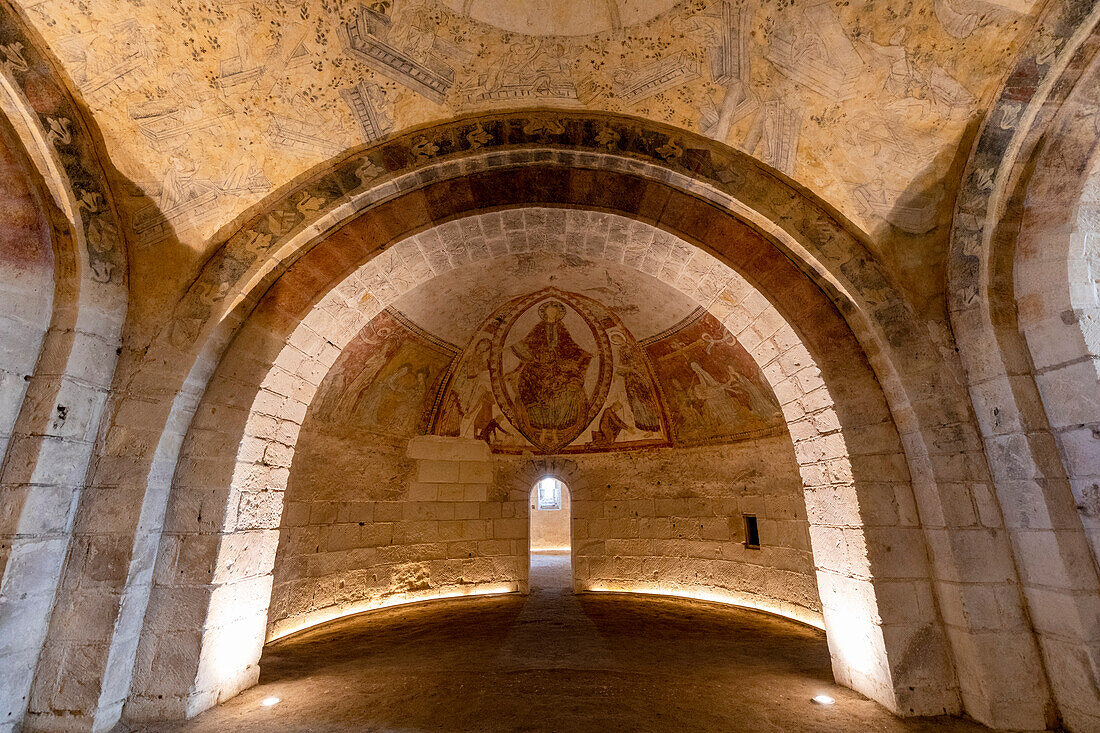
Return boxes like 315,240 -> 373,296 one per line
12,0 -> 1041,281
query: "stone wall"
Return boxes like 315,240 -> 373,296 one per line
271,424 -> 818,641
268,434 -> 527,639
497,435 -> 820,626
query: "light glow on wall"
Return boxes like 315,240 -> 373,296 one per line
260,697 -> 281,707
580,581 -> 825,630
820,603 -> 880,683
267,582 -> 520,642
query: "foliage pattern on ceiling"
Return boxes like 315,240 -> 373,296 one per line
12,0 -> 1039,252
309,294 -> 784,454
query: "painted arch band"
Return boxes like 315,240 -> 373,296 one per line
4,97 -> 1091,733
139,187 -> 951,729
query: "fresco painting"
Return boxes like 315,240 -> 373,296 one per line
312,310 -> 457,438
493,292 -> 613,452
432,288 -> 672,453
18,0 -> 1037,256
643,309 -> 784,445
313,291 -> 784,453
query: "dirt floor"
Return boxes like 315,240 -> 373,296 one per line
135,554 -> 986,732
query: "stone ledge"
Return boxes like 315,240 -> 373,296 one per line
407,435 -> 492,462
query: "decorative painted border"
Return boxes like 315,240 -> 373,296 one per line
0,0 -> 126,284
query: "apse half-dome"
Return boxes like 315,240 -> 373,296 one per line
308,252 -> 784,454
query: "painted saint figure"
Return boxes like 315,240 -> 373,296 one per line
689,361 -> 744,430
508,301 -> 591,435
610,332 -> 661,432
591,401 -> 629,447
439,337 -> 497,440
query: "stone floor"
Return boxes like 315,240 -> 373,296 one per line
137,554 -> 985,732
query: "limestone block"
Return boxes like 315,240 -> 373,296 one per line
453,502 -> 480,520
479,502 -> 502,518
141,586 -> 212,634
235,489 -> 285,530
372,502 -> 403,522
28,642 -> 106,713
463,485 -> 488,502
458,460 -> 493,484
1057,425 -> 1100,477
1035,360 -> 1100,427
404,501 -> 455,522
1014,528 -> 1098,591
1042,646 -> 1100,732
337,502 -> 374,523
942,625 -> 1049,731
360,522 -> 394,546
233,460 -> 291,493
193,619 -> 266,695
0,649 -> 38,722
436,483 -> 465,502
1,483 -> 75,535
210,530 -> 279,585
0,593 -> 52,657
283,501 -> 312,526
406,435 -> 492,462
493,517 -> 526,539
308,501 -> 339,525
417,459 -> 460,484
406,483 -> 439,502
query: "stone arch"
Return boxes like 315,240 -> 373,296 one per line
1014,62 -> 1100,563
0,111 -> 55,475
131,195 -> 956,725
75,113 -> 1031,731
264,224 -> 817,636
0,6 -> 130,727
947,3 -> 1100,730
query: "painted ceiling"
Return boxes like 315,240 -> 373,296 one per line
393,250 -> 698,343
307,249 -> 785,453
12,0 -> 1041,263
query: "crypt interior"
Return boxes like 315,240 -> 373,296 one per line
0,0 -> 1099,730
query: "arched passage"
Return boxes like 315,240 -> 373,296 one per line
48,112 -> 1037,733
129,190 -> 955,724
529,477 -> 570,556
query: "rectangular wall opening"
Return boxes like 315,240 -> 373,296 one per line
744,514 -> 760,549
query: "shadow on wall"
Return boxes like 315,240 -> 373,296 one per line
855,116 -> 981,315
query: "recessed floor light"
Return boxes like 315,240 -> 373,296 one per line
261,697 -> 281,707
812,694 -> 835,705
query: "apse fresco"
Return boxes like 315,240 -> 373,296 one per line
312,310 -> 457,437
433,288 -> 664,453
310,290 -> 784,452
643,309 -> 784,444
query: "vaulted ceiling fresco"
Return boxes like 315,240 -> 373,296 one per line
10,0 -> 1040,260
306,250 -> 785,453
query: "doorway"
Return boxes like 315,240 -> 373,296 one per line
529,476 -> 571,591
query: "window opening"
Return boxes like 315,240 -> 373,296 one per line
744,514 -> 760,549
